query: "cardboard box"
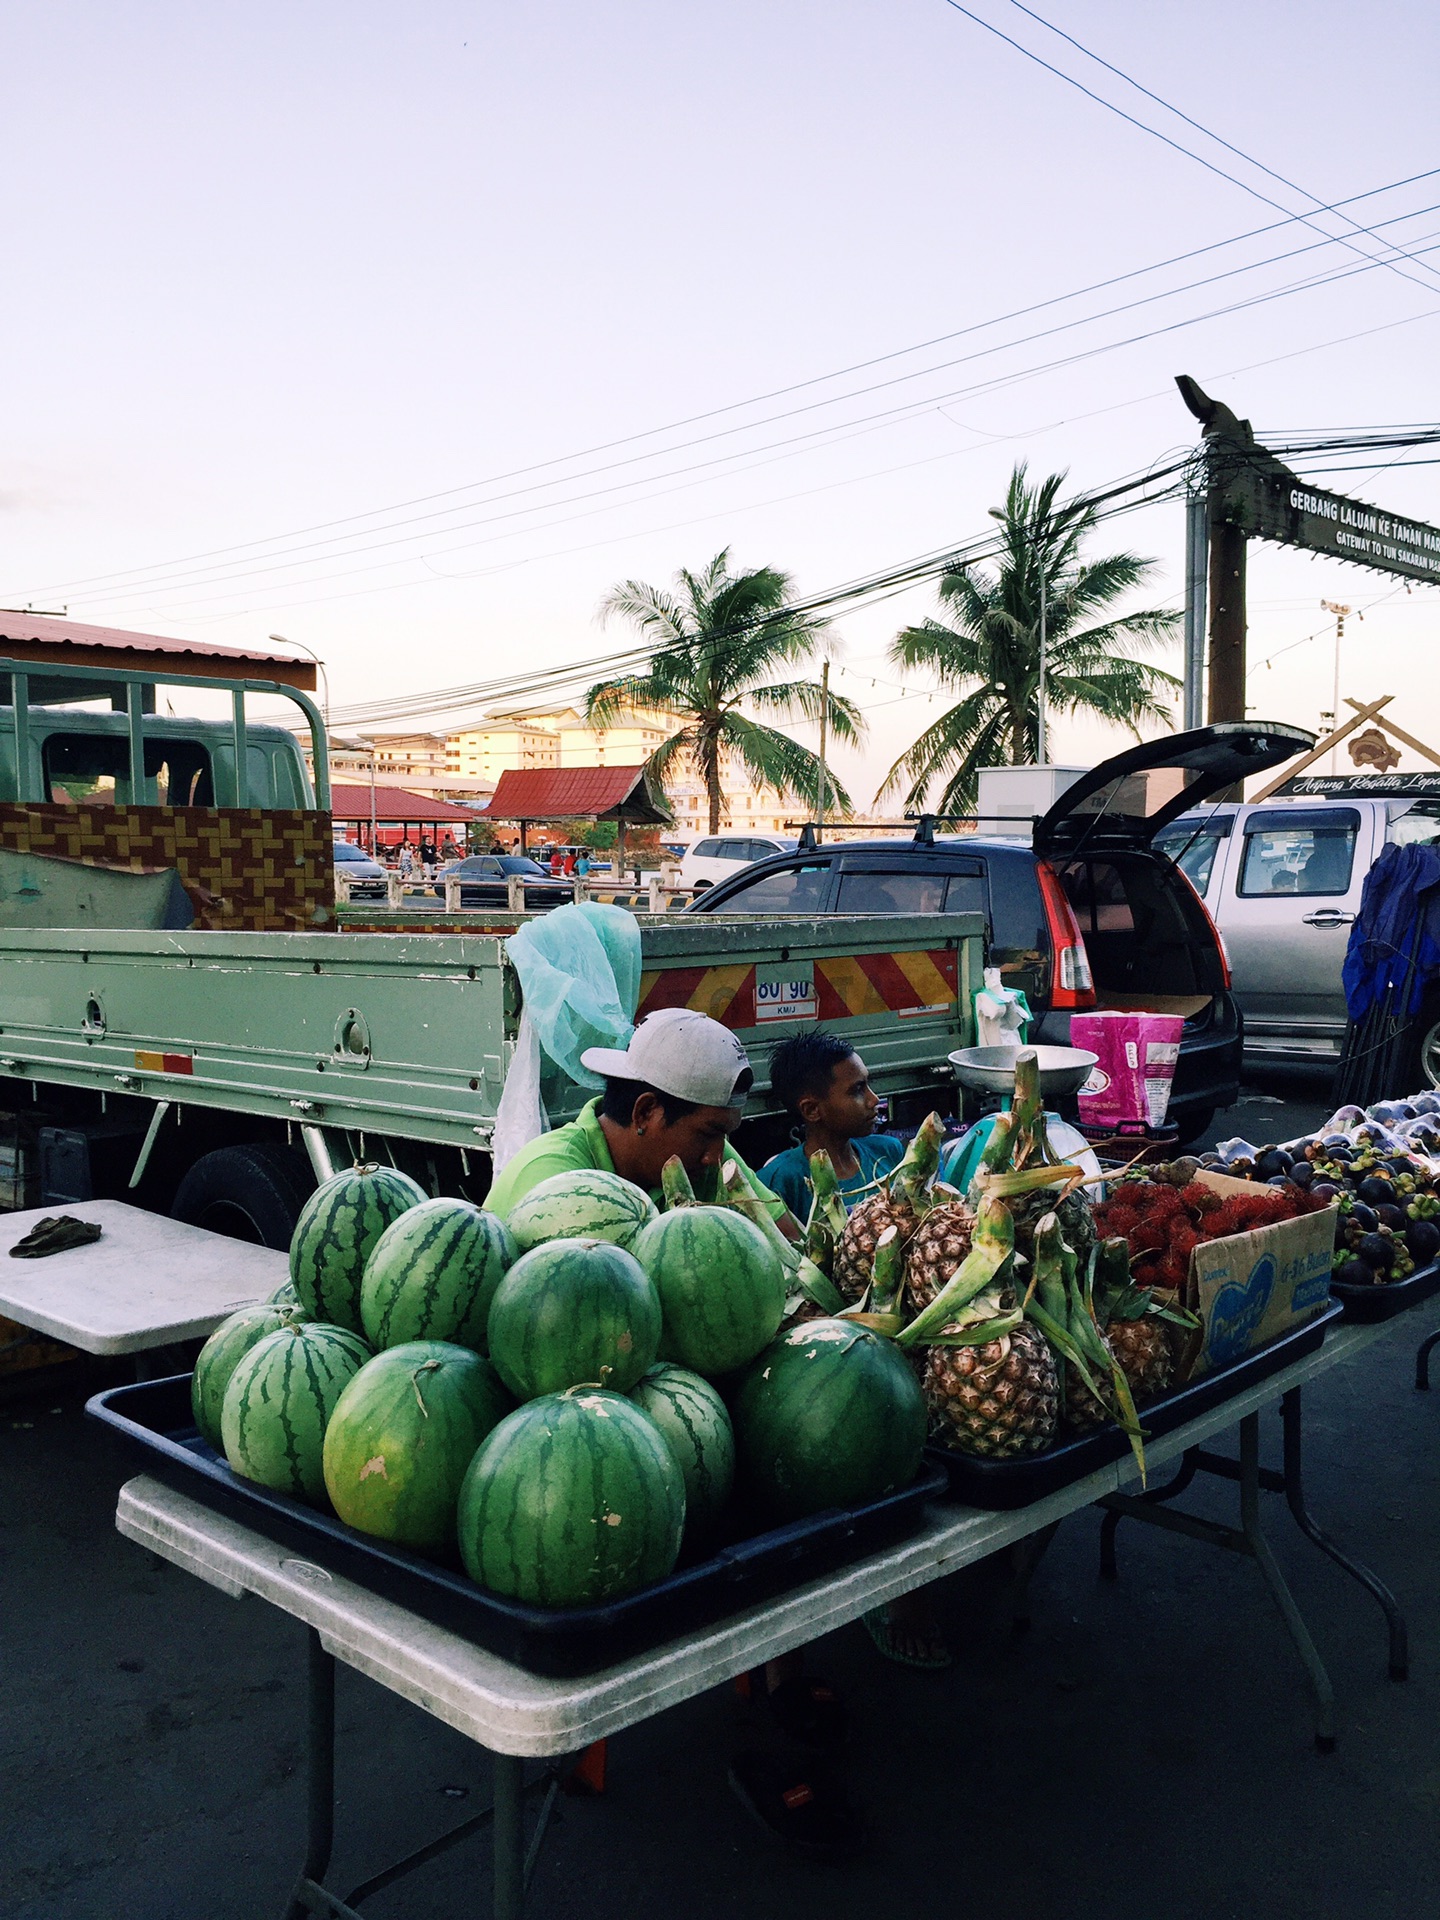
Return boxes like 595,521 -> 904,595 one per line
1179,1171 -> 1335,1379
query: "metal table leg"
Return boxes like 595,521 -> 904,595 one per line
1415,1328 -> 1440,1391
284,1629 -> 336,1919
1280,1389 -> 1408,1680
1100,1415 -> 1336,1752
493,1755 -> 526,1920
1098,1449 -> 1200,1580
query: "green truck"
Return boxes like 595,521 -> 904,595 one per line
0,631 -> 982,1245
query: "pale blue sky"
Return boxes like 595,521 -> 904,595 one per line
3,1 -> 1438,794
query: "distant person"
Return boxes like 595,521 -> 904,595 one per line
550,847 -> 565,876
563,850 -> 577,876
398,844 -> 414,878
574,849 -> 592,879
758,1030 -> 903,1221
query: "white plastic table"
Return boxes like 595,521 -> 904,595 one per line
113,1317 -> 1407,1920
0,1199 -> 285,1355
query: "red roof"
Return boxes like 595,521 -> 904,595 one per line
0,611 -> 316,690
329,783 -> 478,823
479,765 -> 668,823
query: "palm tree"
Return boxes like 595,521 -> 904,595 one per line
587,548 -> 863,834
880,465 -> 1181,814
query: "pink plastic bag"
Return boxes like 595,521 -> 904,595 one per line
1071,1011 -> 1185,1131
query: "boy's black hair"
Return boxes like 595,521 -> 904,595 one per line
599,1077 -> 700,1127
768,1030 -> 858,1117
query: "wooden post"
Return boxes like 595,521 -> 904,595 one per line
1207,515 -> 1247,724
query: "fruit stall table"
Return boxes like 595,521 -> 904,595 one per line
0,1198 -> 285,1368
112,1316 -> 1407,1920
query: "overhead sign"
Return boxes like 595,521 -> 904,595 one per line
1216,462 -> 1440,585
1273,771 -> 1440,798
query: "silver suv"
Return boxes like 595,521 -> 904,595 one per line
1155,778 -> 1440,1068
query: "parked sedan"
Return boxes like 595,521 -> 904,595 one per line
687,722 -> 1314,1144
333,838 -> 388,901
432,854 -> 574,909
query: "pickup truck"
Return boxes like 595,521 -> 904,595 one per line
0,628 -> 983,1246
1154,778 -> 1440,1070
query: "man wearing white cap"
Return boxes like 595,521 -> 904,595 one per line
486,1007 -> 795,1228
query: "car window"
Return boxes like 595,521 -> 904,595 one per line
985,855 -> 1047,1002
834,870 -> 948,914
944,872 -> 988,917
1388,802 -> 1440,848
691,839 -> 720,858
1238,812 -> 1358,897
1063,860 -> 1135,932
714,861 -> 831,913
470,858 -> 502,876
1155,818 -> 1230,893
717,839 -> 752,859
44,733 -> 215,807
499,857 -> 546,875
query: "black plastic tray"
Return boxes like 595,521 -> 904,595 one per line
87,1375 -> 945,1678
925,1300 -> 1344,1510
1330,1256 -> 1440,1322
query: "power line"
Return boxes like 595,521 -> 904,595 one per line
1003,0 -> 1440,293
55,226 -> 1440,621
15,158 -> 1440,606
944,0 -> 1440,299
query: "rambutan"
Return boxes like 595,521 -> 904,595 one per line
1178,1181 -> 1223,1216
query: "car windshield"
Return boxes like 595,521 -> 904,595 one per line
334,843 -> 373,863
496,856 -> 548,875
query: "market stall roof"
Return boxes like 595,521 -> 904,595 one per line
479,765 -> 669,824
329,784 -> 477,824
0,611 -> 317,691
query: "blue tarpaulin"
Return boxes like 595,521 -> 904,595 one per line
1341,842 -> 1440,1022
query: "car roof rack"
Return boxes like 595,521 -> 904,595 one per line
786,814 -> 1019,850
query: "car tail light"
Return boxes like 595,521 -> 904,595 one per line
1036,860 -> 1095,1009
1172,866 -> 1232,987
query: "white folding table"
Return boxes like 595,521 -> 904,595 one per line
0,1198 -> 285,1359
114,1317 -> 1408,1920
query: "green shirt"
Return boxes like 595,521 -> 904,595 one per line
485,1097 -> 788,1221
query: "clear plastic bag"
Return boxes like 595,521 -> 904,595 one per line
491,903 -> 643,1169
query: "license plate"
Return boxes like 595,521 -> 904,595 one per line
755,963 -> 817,1023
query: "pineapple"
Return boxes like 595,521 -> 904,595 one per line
833,1114 -> 943,1302
1106,1307 -> 1173,1400
1062,1330 -> 1118,1430
903,1201 -> 975,1313
922,1321 -> 1059,1458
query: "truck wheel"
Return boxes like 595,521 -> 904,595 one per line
170,1144 -> 316,1248
1406,997 -> 1440,1090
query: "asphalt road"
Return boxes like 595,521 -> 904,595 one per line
3,1070 -> 1437,1920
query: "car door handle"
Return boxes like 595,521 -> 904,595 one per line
1301,911 -> 1355,926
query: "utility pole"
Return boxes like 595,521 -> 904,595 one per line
1321,600 -> 1352,771
1037,551 -> 1048,765
1207,519 -> 1247,724
1182,492 -> 1208,729
816,659 -> 829,839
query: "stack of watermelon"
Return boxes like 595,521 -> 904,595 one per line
191,1153 -> 925,1612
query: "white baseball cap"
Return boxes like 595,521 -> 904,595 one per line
581,1008 -> 754,1109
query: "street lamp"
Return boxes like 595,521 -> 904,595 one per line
268,632 -> 330,730
990,508 -> 1047,765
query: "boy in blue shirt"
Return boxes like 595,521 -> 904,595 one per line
759,1031 -> 904,1221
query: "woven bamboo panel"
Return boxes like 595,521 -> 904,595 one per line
0,805 -> 334,932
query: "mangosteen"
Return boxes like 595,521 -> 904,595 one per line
1288,1161 -> 1314,1189
1329,1106 -> 1365,1128
1256,1148 -> 1292,1179
1348,1202 -> 1379,1233
1327,1145 -> 1355,1165
1311,1182 -> 1341,1203
1415,1093 -> 1440,1115
1168,1155 -> 1202,1184
1357,1232 -> 1397,1271
1397,1104 -> 1419,1120
1357,1175 -> 1394,1207
1406,1219 -> 1440,1266
1267,1175 -> 1292,1189
1376,1203 -> 1407,1233
1322,1132 -> 1352,1150
1341,1260 -> 1379,1285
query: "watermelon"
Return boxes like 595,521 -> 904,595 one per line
732,1318 -> 926,1522
629,1205 -> 785,1375
290,1163 -> 427,1333
221,1321 -> 372,1503
631,1364 -> 734,1539
191,1303 -> 301,1451
322,1341 -> 512,1553
457,1388 -> 684,1607
360,1199 -> 517,1353
268,1278 -> 302,1309
501,1169 -> 656,1253
487,1238 -> 661,1400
